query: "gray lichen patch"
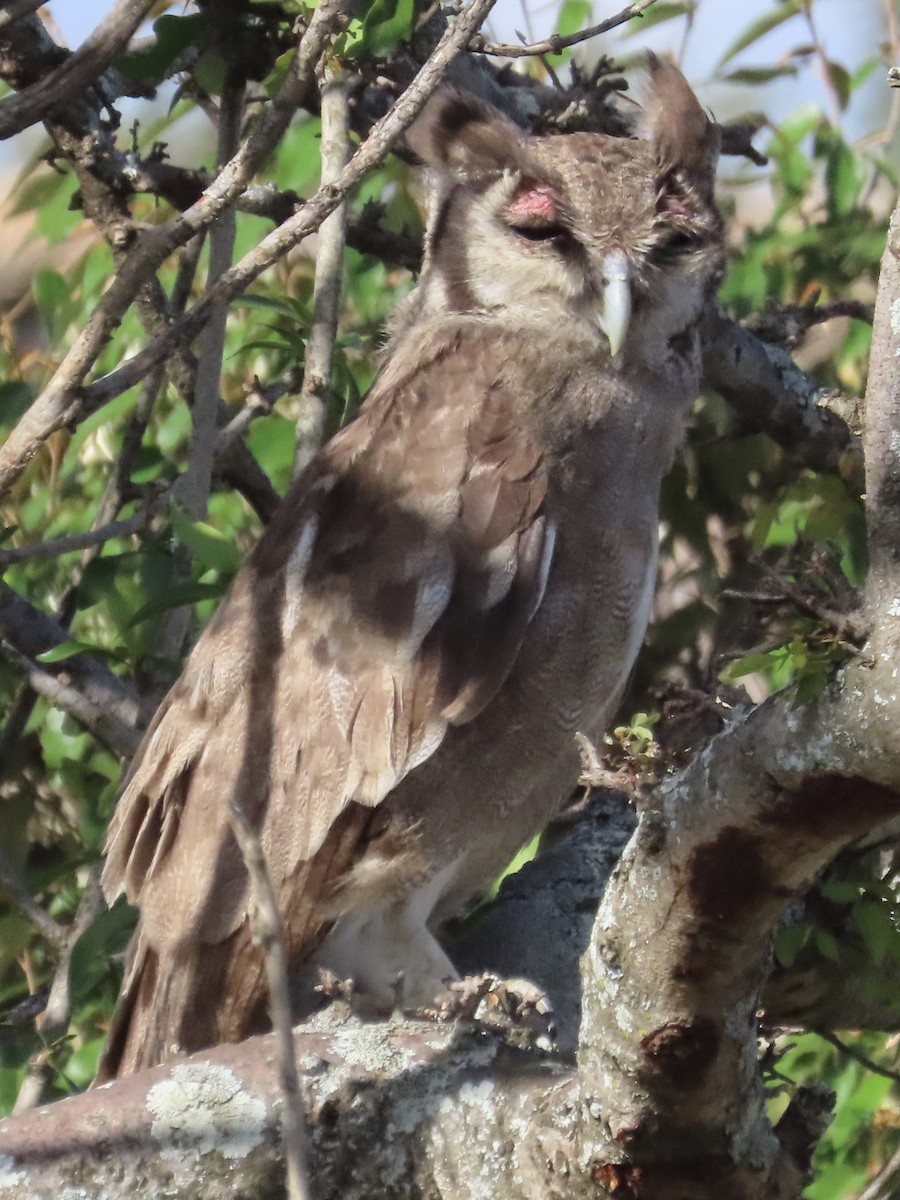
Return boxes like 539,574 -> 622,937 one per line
146,1062 -> 267,1161
0,1153 -> 25,1193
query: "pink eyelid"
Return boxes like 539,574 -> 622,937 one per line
507,185 -> 558,222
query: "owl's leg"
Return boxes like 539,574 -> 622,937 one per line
309,902 -> 460,1011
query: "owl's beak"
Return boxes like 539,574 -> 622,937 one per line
599,250 -> 632,358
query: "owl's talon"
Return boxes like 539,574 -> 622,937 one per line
418,973 -> 556,1049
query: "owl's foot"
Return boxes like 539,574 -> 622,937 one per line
419,973 -> 556,1050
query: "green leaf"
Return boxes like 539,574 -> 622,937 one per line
116,13 -> 205,82
33,268 -> 71,342
826,141 -> 867,219
169,505 -> 242,574
724,65 -> 798,85
127,580 -> 229,626
362,0 -> 417,57
813,929 -> 842,962
333,17 -> 367,60
193,49 -> 228,96
35,640 -> 98,664
336,0 -> 417,60
824,60 -> 851,112
246,414 -> 296,493
717,0 -> 804,69
556,0 -> 591,38
775,921 -> 811,968
68,898 -> 137,1005
624,2 -> 692,35
853,902 -> 897,966
0,381 -> 33,429
721,651 -> 777,680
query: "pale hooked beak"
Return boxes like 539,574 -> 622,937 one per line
599,249 -> 632,358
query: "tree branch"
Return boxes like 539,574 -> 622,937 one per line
469,0 -> 657,58
0,585 -> 141,757
701,307 -> 862,482
293,64 -> 350,478
77,0 -> 499,410
0,512 -> 151,569
0,0 -> 156,137
0,0 -> 351,497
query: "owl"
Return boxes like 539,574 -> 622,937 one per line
96,56 -> 724,1079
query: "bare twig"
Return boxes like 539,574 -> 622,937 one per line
0,512 -> 151,569
0,0 -> 157,138
227,799 -> 311,1200
1,640 -> 140,758
215,368 -> 304,456
13,867 -> 106,1114
177,80 -> 245,521
816,1030 -> 900,1086
294,65 -> 350,478
857,1142 -> 900,1200
0,848 -> 67,952
469,0 -> 656,58
128,163 -> 426,270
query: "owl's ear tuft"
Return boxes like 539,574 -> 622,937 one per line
407,89 -> 530,178
640,53 -> 720,198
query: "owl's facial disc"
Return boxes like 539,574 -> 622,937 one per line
598,249 -> 632,358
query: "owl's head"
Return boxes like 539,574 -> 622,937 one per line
406,57 -> 724,363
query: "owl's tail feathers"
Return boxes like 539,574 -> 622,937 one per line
92,923 -> 268,1084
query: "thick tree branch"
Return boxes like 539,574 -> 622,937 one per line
0,1016 -> 576,1200
701,307 -> 862,481
0,0 -> 44,33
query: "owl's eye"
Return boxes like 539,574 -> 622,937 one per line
508,222 -> 568,244
662,228 -> 698,253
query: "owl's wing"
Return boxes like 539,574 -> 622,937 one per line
102,324 -> 554,980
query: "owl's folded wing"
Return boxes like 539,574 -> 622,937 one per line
101,324 -> 555,968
